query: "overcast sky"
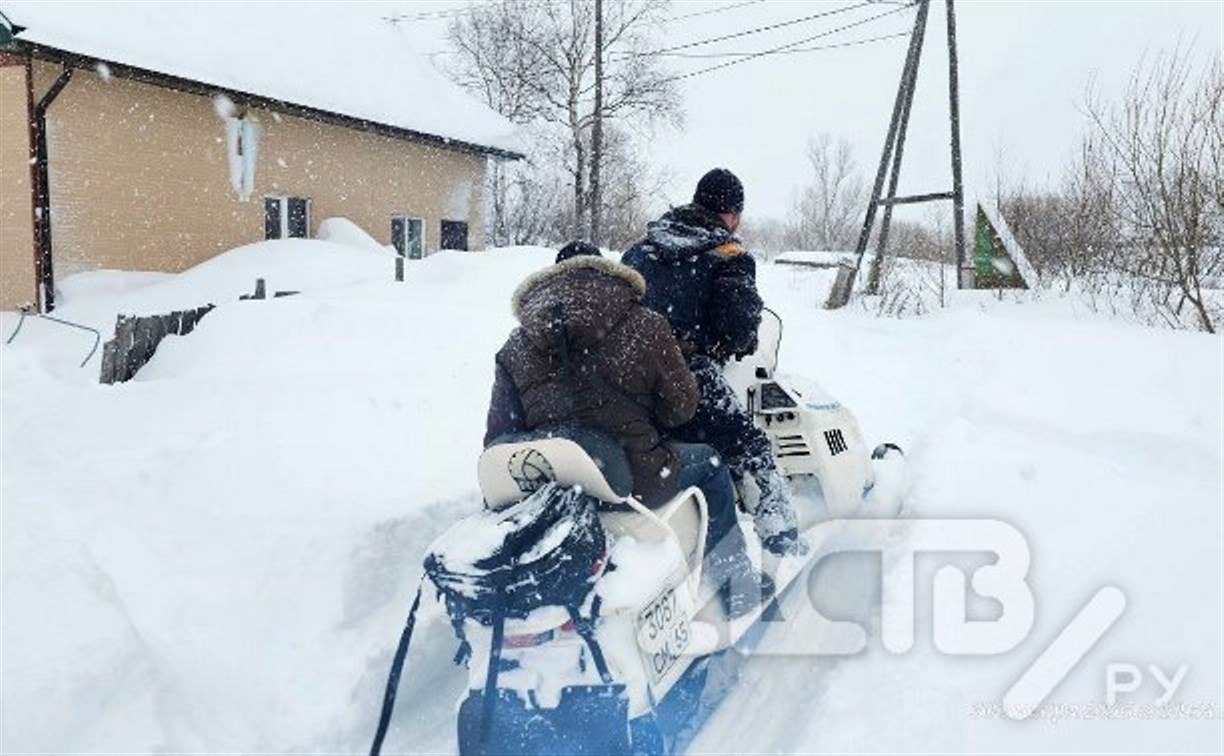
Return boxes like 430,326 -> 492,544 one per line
394,0 -> 1222,222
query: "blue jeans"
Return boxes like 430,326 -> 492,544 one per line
672,442 -> 741,559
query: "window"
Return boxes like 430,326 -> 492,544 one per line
440,220 -> 469,251
263,197 -> 281,240
264,196 -> 311,239
391,216 -> 425,259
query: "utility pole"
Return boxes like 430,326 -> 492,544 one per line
945,0 -> 970,289
826,0 -> 971,308
865,0 -> 931,295
589,0 -> 604,246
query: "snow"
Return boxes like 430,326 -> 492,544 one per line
597,535 -> 687,611
317,217 -> 393,254
2,0 -> 521,155
773,250 -> 855,267
2,242 -> 1221,752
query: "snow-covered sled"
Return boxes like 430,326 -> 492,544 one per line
370,311 -> 906,755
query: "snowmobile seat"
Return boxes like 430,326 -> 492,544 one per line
651,487 -> 707,571
479,429 -> 707,571
480,427 -> 633,509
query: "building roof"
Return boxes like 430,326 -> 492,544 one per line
2,1 -> 522,158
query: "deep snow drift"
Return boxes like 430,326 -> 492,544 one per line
2,242 -> 1221,752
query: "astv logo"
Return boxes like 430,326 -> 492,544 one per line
721,519 -> 1131,720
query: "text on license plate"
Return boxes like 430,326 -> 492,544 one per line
637,585 -> 691,684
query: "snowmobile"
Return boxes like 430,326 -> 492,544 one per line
369,310 -> 906,756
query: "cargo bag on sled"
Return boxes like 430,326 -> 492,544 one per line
369,481 -> 630,755
429,482 -> 628,755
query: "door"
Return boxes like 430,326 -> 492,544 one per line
392,217 -> 424,258
286,197 -> 310,238
440,220 -> 468,251
391,217 -> 405,256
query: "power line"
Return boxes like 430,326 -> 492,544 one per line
618,0 -> 877,59
385,0 -> 560,24
662,2 -> 914,81
385,7 -> 472,24
658,29 -> 909,59
664,0 -> 767,23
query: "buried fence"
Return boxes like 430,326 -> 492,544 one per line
98,278 -> 297,384
98,305 -> 215,384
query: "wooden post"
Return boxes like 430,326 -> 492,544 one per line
98,339 -> 117,383
946,0 -> 971,289
31,65 -> 74,312
589,0 -> 605,246
828,0 -> 971,307
824,261 -> 858,310
866,0 -> 932,295
834,0 -> 932,309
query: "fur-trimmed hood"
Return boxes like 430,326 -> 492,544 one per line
511,255 -> 647,352
511,255 -> 646,319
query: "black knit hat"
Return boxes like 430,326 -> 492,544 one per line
556,240 -> 602,264
693,168 -> 744,214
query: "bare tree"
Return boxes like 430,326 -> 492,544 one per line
887,207 -> 952,264
591,126 -> 672,248
1083,49 -> 1222,332
988,51 -> 1221,331
991,129 -> 1120,290
739,217 -> 790,258
447,0 -> 679,245
785,134 -> 866,251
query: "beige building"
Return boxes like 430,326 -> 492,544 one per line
0,3 -> 520,311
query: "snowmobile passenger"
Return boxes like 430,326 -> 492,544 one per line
622,170 -> 805,556
485,241 -> 774,617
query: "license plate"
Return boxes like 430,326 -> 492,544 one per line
636,585 -> 691,684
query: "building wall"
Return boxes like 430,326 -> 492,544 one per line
16,58 -> 487,304
0,55 -> 36,309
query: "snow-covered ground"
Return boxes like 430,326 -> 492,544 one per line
2,241 -> 1221,752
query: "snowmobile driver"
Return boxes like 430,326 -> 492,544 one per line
622,169 -> 806,556
484,241 -> 775,618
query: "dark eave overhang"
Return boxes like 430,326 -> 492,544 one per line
10,40 -> 524,161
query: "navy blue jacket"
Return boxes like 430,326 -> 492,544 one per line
621,204 -> 762,363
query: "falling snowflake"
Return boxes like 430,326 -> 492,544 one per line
277,157 -> 288,168
94,62 -> 112,81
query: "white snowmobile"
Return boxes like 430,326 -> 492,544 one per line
369,311 -> 906,755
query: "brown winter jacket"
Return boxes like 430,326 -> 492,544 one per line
484,255 -> 700,506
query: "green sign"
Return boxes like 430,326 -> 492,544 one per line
974,205 -> 1027,289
